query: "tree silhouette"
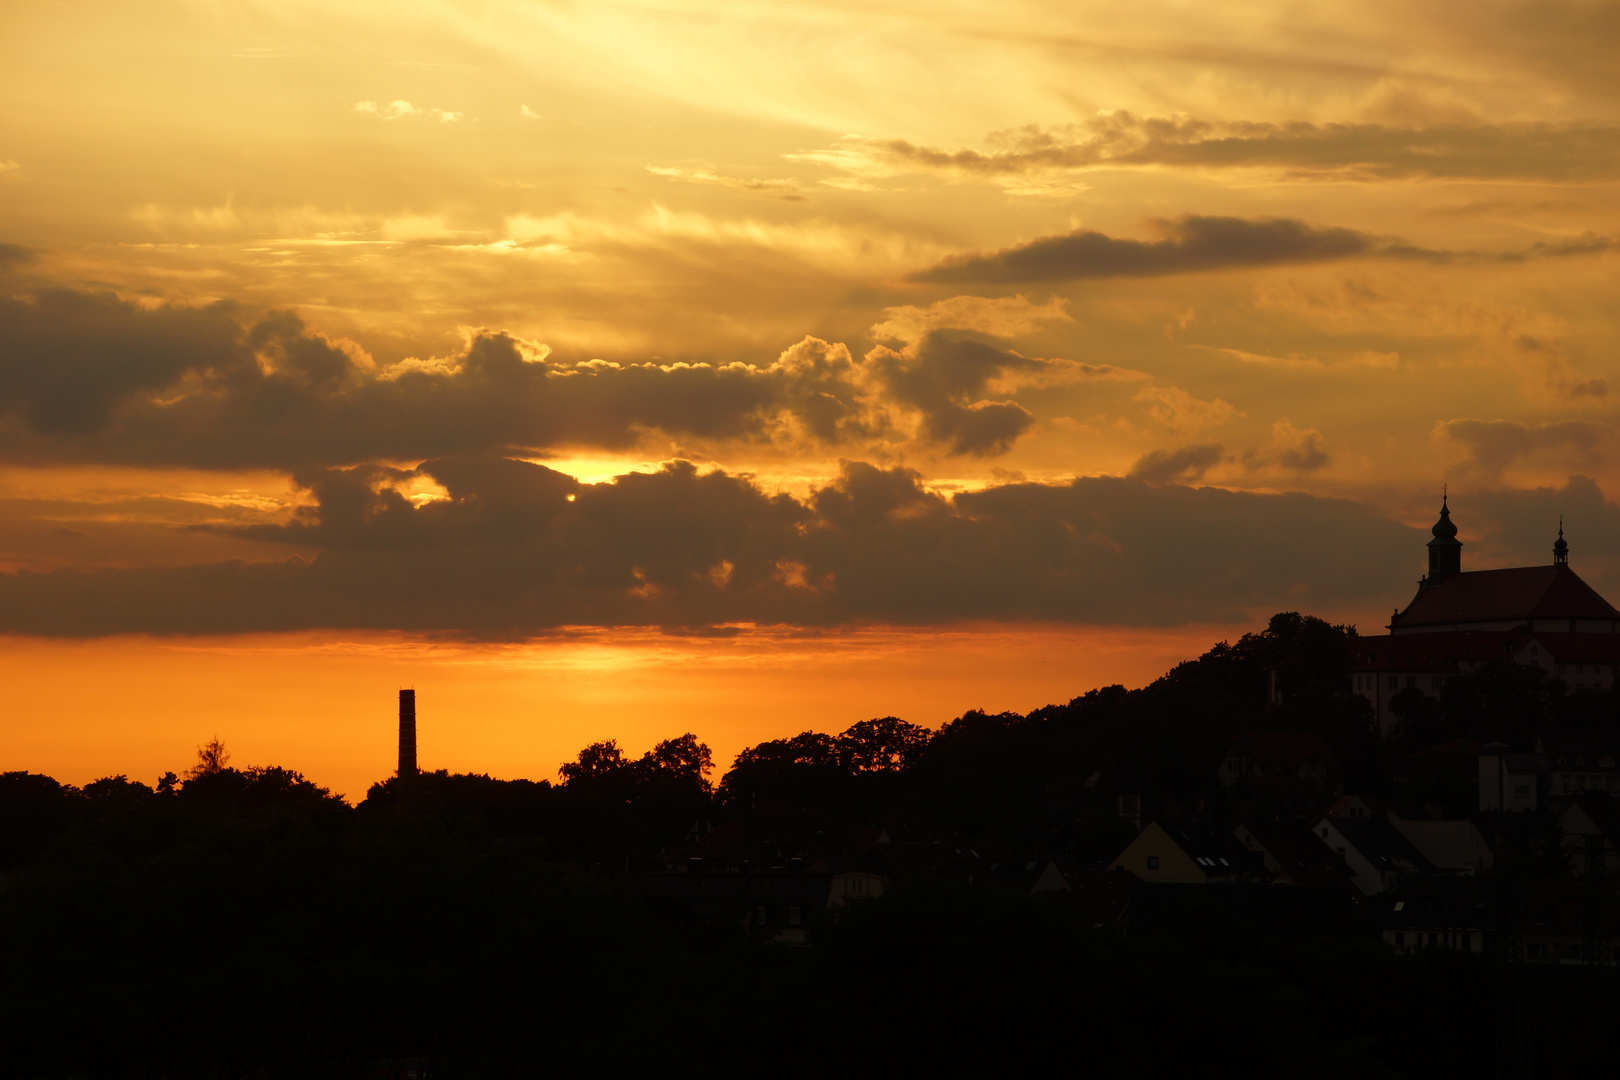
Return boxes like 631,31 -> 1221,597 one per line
185,736 -> 230,779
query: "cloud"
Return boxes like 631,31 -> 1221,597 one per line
915,215 -> 1386,285
1133,386 -> 1241,433
519,105 -> 541,121
0,287 -> 1106,467
1243,421 -> 1331,473
802,113 -> 1620,185
1128,444 -> 1223,485
869,294 -> 1072,343
0,160 -> 18,180
1438,418 -> 1607,474
0,458 -> 1427,636
646,165 -> 804,201
862,331 -> 1097,456
354,100 -> 461,122
0,289 -> 244,435
914,213 -> 1611,285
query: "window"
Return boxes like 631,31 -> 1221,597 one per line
1460,933 -> 1471,950
1406,676 -> 1417,689
1146,856 -> 1160,870
788,905 -> 802,927
850,877 -> 866,896
1394,932 -> 1405,947
1559,664 -> 1567,674
1321,827 -> 1330,837
1388,676 -> 1399,690
1577,664 -> 1586,674
755,905 -> 768,926
1515,785 -> 1530,799
1431,676 -> 1442,690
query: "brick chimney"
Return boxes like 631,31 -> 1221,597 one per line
398,689 -> 417,780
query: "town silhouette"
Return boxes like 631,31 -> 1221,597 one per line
5,506 -> 1620,1077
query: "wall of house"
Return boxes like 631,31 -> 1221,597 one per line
1111,823 -> 1206,884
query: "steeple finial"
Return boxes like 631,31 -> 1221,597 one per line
1554,516 -> 1569,566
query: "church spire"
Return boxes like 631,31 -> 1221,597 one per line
1554,516 -> 1568,566
1426,488 -> 1462,584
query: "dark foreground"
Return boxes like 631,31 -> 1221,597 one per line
0,767 -> 1615,1079
7,612 -> 1620,1077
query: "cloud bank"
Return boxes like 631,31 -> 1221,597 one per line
0,287 -> 1120,467
0,458 -> 1422,637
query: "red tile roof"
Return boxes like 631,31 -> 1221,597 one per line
1390,564 -> 1620,631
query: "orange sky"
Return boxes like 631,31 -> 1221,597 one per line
3,1 -> 1619,789
0,623 -> 1248,800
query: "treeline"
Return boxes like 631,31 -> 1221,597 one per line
4,612 -> 1620,1077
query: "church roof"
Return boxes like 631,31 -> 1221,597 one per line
1390,564 -> 1620,631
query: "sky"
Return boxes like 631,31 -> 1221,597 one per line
3,0 -> 1619,796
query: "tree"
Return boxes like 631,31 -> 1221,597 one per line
558,740 -> 627,784
186,736 -> 230,780
838,717 -> 930,772
639,733 -> 713,791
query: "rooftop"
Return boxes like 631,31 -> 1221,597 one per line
1391,564 -> 1620,632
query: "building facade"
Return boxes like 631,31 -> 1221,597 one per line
1351,499 -> 1620,735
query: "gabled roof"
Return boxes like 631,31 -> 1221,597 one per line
1390,564 -> 1620,631
1319,816 -> 1432,874
1157,821 -> 1269,877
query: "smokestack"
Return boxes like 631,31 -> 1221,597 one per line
398,689 -> 417,780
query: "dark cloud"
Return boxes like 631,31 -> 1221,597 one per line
848,114 -> 1620,183
0,289 -> 244,434
0,244 -> 34,269
914,213 -> 1612,285
1129,444 -> 1223,485
915,216 -> 1384,285
1440,418 -> 1606,474
865,332 -> 1047,455
0,288 -> 1083,466
0,289 -> 885,468
0,457 -> 1425,636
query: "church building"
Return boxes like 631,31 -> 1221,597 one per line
1351,496 -> 1620,736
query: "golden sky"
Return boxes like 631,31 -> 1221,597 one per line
3,0 -> 1619,791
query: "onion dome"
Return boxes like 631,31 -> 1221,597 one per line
1431,494 -> 1458,541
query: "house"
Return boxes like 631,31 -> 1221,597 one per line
1217,732 -> 1344,805
1349,499 -> 1620,735
1478,742 -> 1548,812
1110,820 -> 1269,884
1537,731 -> 1620,799
1557,798 -> 1620,874
1234,817 -> 1357,887
1366,876 -> 1496,954
1313,804 -> 1431,894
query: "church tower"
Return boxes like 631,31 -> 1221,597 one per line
1554,518 -> 1568,566
1426,493 -> 1462,584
